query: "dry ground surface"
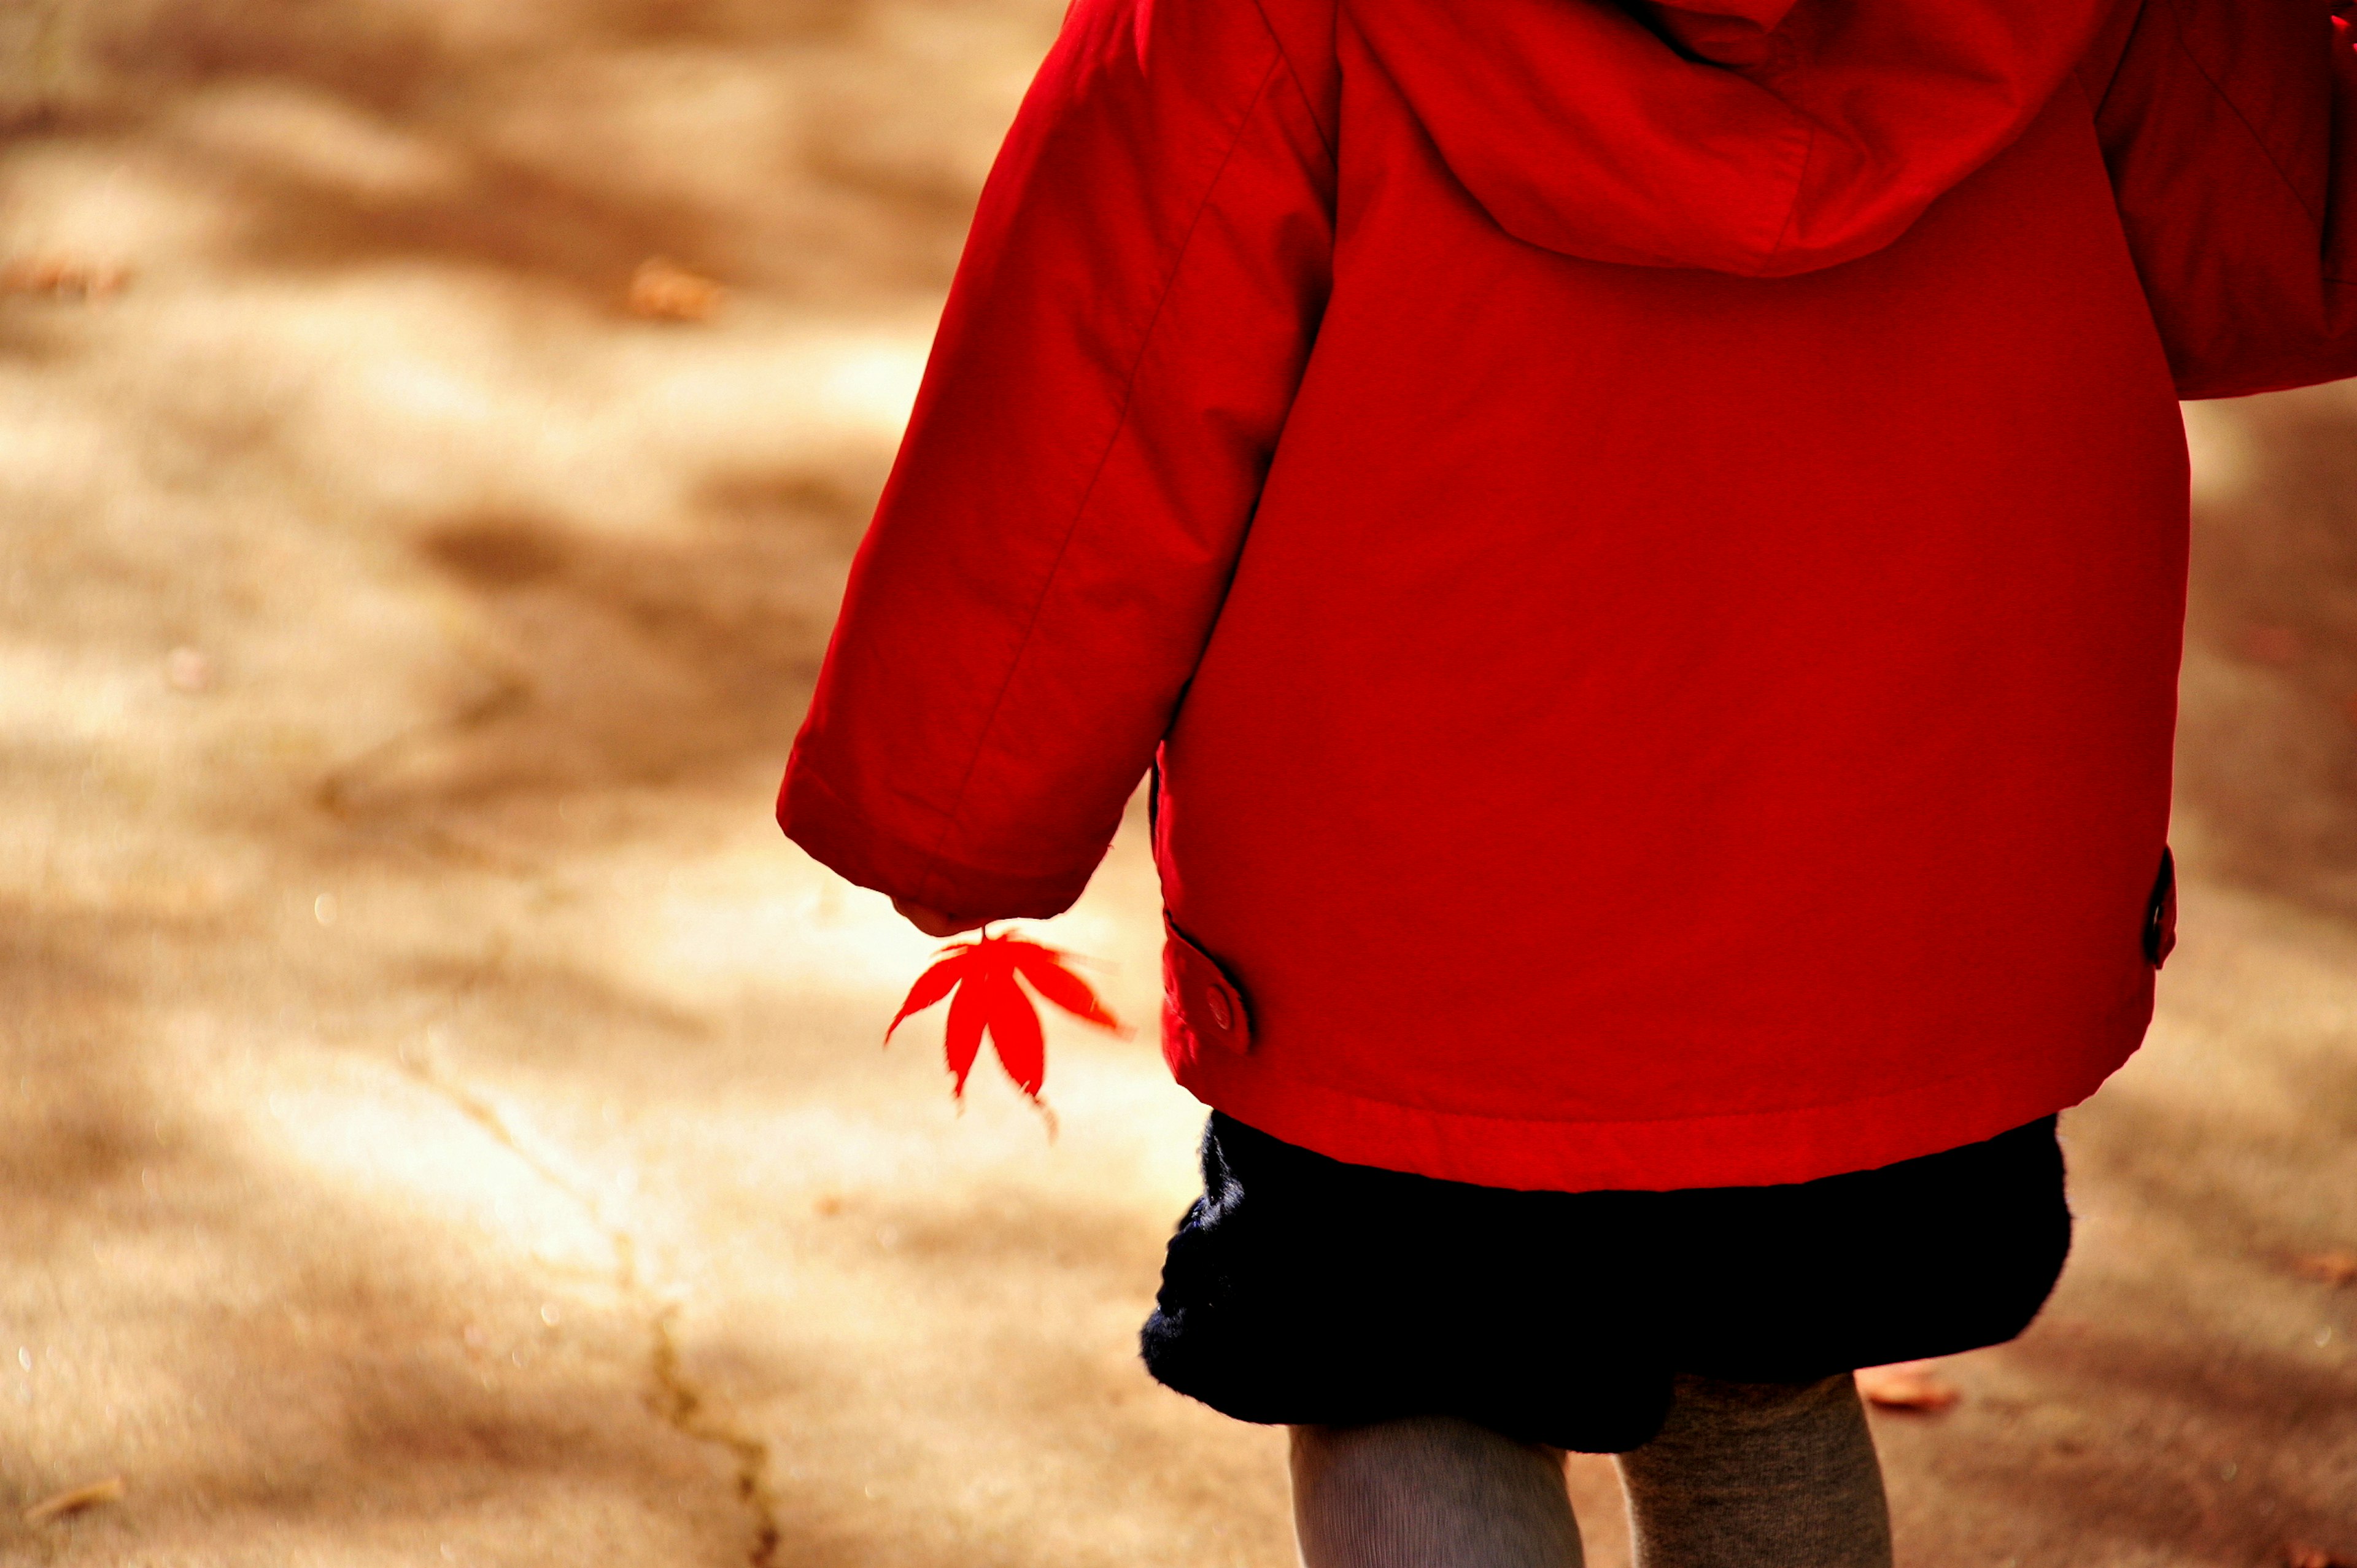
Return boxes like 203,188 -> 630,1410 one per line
0,3 -> 2352,1564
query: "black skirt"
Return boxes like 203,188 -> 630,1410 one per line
1140,1111 -> 2070,1453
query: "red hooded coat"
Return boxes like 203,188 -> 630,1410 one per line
782,0 -> 2357,1189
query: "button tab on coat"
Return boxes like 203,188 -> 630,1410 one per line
1163,916 -> 1252,1057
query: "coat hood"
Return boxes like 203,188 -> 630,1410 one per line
1346,0 -> 2116,277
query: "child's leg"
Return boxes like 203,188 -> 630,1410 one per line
1614,1373 -> 1892,1568
1289,1416 -> 1585,1568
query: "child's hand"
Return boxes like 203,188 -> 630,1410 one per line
893,898 -> 989,940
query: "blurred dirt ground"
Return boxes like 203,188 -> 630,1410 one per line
0,3 -> 2351,1565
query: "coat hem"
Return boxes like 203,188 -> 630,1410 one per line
1171,1023 -> 2146,1192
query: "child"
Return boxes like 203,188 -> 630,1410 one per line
781,1 -> 2357,1562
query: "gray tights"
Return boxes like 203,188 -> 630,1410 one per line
1289,1374 -> 1893,1568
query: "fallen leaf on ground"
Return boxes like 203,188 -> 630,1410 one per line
2283,1544 -> 2356,1568
625,257 -> 724,322
2290,1250 -> 2357,1287
1855,1361 -> 1960,1412
1,258 -> 133,301
23,1475 -> 125,1526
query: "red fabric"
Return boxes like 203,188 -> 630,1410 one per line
782,0 -> 2357,1190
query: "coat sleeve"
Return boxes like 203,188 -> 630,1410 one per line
2081,0 -> 2357,398
777,0 -> 1336,919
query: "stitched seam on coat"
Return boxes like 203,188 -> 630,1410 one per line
1245,0 -> 1338,168
2157,0 -> 2320,228
915,50 -> 1288,903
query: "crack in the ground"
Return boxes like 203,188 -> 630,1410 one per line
398,1052 -> 783,1568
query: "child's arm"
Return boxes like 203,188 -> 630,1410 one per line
779,0 -> 1336,924
2083,0 -> 2357,398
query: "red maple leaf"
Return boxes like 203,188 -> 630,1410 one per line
886,927 -> 1125,1103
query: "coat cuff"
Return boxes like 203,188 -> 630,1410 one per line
776,753 -> 1100,922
